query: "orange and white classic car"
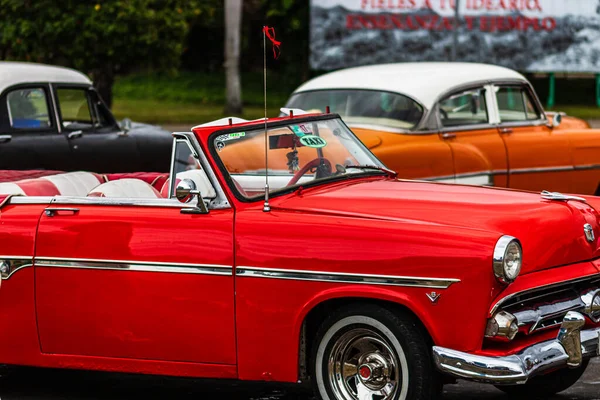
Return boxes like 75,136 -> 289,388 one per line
284,63 -> 600,195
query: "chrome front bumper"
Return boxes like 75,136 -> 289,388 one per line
433,312 -> 600,385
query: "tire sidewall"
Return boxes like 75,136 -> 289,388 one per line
314,314 -> 411,400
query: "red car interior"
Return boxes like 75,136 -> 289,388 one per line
0,172 -> 168,198
0,169 -> 217,200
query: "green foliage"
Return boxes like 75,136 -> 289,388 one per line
113,70 -> 301,106
0,0 -> 219,104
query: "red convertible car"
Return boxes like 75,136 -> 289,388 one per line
0,112 -> 599,400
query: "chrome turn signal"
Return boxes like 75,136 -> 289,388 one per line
493,236 -> 522,284
485,311 -> 519,341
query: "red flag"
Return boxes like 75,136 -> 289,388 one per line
263,26 -> 281,59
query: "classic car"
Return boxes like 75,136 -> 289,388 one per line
0,61 -> 172,173
0,111 -> 599,400
285,62 -> 600,195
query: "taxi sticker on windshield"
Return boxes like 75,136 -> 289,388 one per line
216,132 -> 246,142
291,124 -> 312,137
299,135 -> 327,148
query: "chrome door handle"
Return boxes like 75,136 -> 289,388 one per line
45,208 -> 80,217
0,135 -> 12,143
441,132 -> 456,139
68,130 -> 83,140
499,128 -> 513,135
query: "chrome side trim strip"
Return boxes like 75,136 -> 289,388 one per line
510,165 -> 574,175
0,256 -> 34,280
49,196 -> 187,208
236,266 -> 460,289
574,164 -> 600,172
35,257 -> 232,276
421,164 -> 600,183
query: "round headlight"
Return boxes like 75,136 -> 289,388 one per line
493,236 -> 522,284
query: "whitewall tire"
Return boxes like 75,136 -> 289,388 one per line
311,304 -> 442,400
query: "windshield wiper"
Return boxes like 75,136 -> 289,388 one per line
343,165 -> 397,178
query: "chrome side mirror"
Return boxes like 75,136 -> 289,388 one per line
176,179 -> 198,203
175,179 -> 208,214
119,118 -> 132,135
551,113 -> 562,128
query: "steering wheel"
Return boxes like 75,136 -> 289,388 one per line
288,157 -> 332,186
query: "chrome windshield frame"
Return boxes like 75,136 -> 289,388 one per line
207,114 -> 388,203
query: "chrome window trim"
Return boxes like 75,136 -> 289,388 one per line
9,196 -> 53,205
489,273 -> 600,316
172,132 -> 231,210
346,123 -> 425,135
490,83 -> 548,127
485,83 -> 500,124
286,88 -> 428,131
35,257 -> 233,276
49,196 -> 188,208
236,266 -> 460,289
48,84 -> 62,133
437,85 -> 491,129
0,256 -> 34,280
441,123 -> 498,133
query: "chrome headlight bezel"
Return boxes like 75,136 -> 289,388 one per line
493,235 -> 522,284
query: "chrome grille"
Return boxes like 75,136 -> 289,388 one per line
494,277 -> 600,336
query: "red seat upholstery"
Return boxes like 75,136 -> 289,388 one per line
0,171 -> 169,198
0,172 -> 103,197
0,170 -> 64,183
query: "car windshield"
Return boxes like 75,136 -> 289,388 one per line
212,116 -> 386,199
285,90 -> 424,130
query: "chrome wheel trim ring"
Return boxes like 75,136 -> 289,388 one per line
316,316 -> 409,400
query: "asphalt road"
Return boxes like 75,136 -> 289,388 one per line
0,358 -> 598,399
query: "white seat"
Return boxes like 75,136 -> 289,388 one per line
42,172 -> 103,196
88,179 -> 161,198
0,183 -> 25,195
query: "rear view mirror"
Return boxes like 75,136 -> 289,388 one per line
175,179 -> 208,214
552,113 -> 562,128
120,118 -> 132,133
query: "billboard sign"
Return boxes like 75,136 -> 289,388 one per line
310,0 -> 600,72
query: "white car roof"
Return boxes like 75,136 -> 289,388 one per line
0,62 -> 92,94
293,62 -> 527,110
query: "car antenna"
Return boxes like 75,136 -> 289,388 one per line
261,26 -> 281,213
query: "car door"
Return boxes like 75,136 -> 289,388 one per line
33,137 -> 236,365
492,84 -> 574,193
54,84 -> 141,173
437,86 -> 508,187
0,84 -> 72,170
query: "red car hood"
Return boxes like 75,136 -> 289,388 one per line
274,178 -> 600,275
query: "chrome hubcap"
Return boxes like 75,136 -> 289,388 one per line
328,328 -> 401,400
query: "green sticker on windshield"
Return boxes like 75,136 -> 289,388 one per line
291,124 -> 311,137
299,135 -> 327,148
216,132 -> 245,142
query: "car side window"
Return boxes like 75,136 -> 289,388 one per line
496,86 -> 541,122
438,88 -> 488,128
165,139 -> 204,198
57,88 -> 94,130
6,88 -> 52,129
